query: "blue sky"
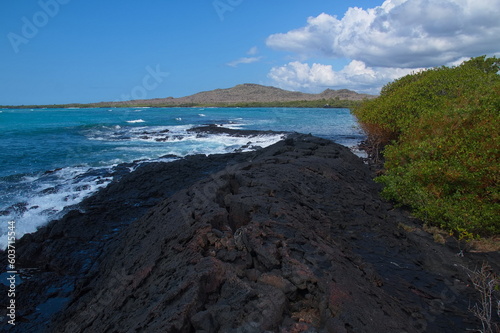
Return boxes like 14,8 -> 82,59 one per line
1,0 -> 499,105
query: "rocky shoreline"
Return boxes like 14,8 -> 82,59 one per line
1,129 -> 499,332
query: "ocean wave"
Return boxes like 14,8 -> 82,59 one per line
82,123 -> 286,149
127,119 -> 146,124
0,165 -> 114,249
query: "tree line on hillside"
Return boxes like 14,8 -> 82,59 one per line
352,56 -> 500,238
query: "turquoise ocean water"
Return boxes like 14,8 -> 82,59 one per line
0,107 -> 365,248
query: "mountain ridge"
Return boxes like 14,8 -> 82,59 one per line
1,84 -> 376,108
109,83 -> 376,107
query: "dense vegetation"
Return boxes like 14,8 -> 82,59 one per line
353,56 -> 500,238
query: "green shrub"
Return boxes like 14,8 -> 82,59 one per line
353,56 -> 500,237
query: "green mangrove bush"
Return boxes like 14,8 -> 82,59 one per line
353,56 -> 500,237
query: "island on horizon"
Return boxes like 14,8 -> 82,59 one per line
0,83 -> 376,109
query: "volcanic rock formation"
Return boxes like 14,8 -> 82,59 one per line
3,132 -> 498,333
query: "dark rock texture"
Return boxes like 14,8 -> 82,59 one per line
187,124 -> 287,137
0,148 -> 261,332
2,133 -> 499,332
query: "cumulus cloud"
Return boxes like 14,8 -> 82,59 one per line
266,0 -> 500,68
268,60 -> 422,94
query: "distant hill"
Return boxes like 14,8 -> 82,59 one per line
1,84 -> 376,109
104,84 -> 376,107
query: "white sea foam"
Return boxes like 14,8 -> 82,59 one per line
221,123 -> 244,130
0,166 -> 113,249
83,123 -> 285,151
127,119 -> 145,124
0,131 -> 246,249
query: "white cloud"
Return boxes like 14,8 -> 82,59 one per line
268,60 -> 421,94
226,46 -> 262,67
247,46 -> 258,55
226,56 -> 262,67
266,0 -> 500,68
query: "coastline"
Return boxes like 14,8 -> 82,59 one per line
0,83 -> 375,110
1,129 -> 499,332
